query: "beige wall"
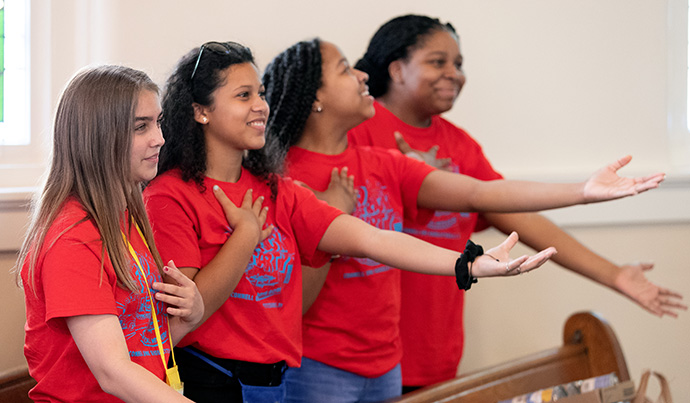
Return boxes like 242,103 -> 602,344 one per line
465,223 -> 690,399
0,252 -> 28,377
1,0 -> 689,400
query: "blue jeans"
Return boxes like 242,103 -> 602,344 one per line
284,357 -> 402,403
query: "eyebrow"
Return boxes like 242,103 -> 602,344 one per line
134,112 -> 163,122
233,84 -> 255,92
338,57 -> 349,68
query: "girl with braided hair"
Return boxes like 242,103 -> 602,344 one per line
263,38 -> 670,402
349,14 -> 686,391
144,40 -> 564,403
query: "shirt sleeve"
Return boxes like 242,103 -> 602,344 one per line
285,180 -> 343,268
459,135 -> 505,232
392,150 -> 437,226
41,231 -> 118,329
145,190 -> 203,270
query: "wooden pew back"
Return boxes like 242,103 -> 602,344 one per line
388,311 -> 630,403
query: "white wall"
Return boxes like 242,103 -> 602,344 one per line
2,0 -> 688,399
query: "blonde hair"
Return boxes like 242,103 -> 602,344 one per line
15,65 -> 164,292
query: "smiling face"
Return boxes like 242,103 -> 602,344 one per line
393,29 -> 465,117
197,62 -> 269,153
316,41 -> 375,131
130,89 -> 164,183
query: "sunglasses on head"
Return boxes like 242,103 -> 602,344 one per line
190,41 -> 246,80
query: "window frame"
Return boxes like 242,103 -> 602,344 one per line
0,0 -> 30,146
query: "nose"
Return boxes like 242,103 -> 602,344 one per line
253,96 -> 269,114
444,64 -> 463,80
355,68 -> 369,83
152,124 -> 165,148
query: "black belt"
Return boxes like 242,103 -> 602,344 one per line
177,346 -> 286,387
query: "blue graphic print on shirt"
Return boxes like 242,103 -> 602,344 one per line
402,162 -> 470,240
118,249 -> 170,358
231,228 -> 293,309
340,179 -> 402,277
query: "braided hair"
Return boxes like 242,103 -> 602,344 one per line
262,38 -> 323,164
355,15 -> 457,98
159,42 -> 280,194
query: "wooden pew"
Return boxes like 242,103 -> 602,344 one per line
388,311 -> 630,403
0,369 -> 35,403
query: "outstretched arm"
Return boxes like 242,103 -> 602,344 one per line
417,155 -> 664,213
484,212 -> 687,317
318,214 -> 556,278
66,314 -> 192,402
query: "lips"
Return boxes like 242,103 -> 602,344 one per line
247,119 -> 266,129
144,153 -> 159,162
435,86 -> 459,99
361,87 -> 374,102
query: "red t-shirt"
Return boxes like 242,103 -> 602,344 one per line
349,101 -> 503,385
285,145 -> 435,377
22,198 -> 169,402
143,168 -> 342,367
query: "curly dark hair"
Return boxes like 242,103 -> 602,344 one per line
159,41 -> 280,194
262,38 -> 323,162
354,15 -> 457,98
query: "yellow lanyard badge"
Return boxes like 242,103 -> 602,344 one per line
122,224 -> 184,394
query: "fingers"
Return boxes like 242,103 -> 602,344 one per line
251,194 -> 266,216
659,288 -> 685,299
155,260 -> 189,287
331,167 -> 340,184
438,157 -> 453,171
510,247 -> 557,274
633,176 -> 664,193
635,172 -> 666,184
153,262 -> 192,308
240,188 -> 254,209
212,185 -> 236,212
258,205 -> 274,241
394,131 -> 413,154
499,231 -> 520,252
610,155 -> 633,172
153,260 -> 203,320
637,262 -> 654,272
652,296 -> 688,318
339,167 -> 356,194
260,224 -> 274,242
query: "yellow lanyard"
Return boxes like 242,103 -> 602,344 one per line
122,224 -> 183,394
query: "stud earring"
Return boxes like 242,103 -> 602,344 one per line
313,106 -> 323,113
202,117 -> 208,123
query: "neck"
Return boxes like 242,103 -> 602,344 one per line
378,94 -> 432,128
296,117 -> 349,155
204,139 -> 244,183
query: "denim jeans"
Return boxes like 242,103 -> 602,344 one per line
284,357 -> 402,403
